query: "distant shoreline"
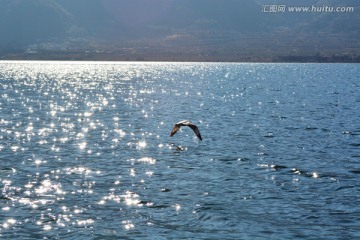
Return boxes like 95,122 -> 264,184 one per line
1,51 -> 359,63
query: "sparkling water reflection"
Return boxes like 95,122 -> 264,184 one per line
0,61 -> 359,239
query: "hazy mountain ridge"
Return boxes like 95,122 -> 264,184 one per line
0,0 -> 359,61
0,0 -> 71,48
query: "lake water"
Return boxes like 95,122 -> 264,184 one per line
0,61 -> 359,239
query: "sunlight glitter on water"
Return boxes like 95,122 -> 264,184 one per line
78,142 -> 87,150
122,220 -> 135,230
0,62 -> 359,239
137,140 -> 147,149
2,219 -> 17,229
138,157 -> 156,165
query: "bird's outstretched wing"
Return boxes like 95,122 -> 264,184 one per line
188,124 -> 202,141
170,124 -> 181,137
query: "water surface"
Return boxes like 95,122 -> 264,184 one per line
0,61 -> 359,239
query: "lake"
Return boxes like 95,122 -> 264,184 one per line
0,61 -> 359,239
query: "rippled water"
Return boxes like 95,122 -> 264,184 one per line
0,61 -> 359,239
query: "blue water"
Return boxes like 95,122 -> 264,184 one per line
0,61 -> 359,239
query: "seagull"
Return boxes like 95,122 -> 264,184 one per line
170,120 -> 202,141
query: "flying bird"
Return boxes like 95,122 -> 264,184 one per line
170,120 -> 202,141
